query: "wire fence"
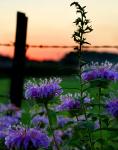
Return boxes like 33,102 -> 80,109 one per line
1,43 -> 118,49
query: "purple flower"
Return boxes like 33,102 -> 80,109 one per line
54,130 -> 63,145
53,129 -> 73,149
76,115 -> 86,121
84,97 -> 91,103
106,99 -> 118,118
32,115 -> 49,127
0,129 -> 8,139
57,116 -> 73,127
57,94 -> 80,111
0,116 -> 19,128
57,94 -> 90,112
82,70 -> 97,81
6,104 -> 20,112
82,68 -> 118,81
25,83 -> 40,100
5,127 -> 50,150
0,104 -> 7,113
0,116 -> 18,139
0,103 -> 22,118
24,78 -> 63,102
0,116 -> 19,140
94,120 -> 100,130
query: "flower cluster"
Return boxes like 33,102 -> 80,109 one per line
57,93 -> 91,112
54,130 -> 63,145
82,68 -> 118,81
106,99 -> 118,118
0,129 -> 8,139
32,115 -> 49,128
5,126 -> 50,150
1,61 -> 118,150
0,116 -> 19,128
0,116 -> 20,140
0,103 -> 22,118
24,78 -> 63,103
57,94 -> 80,111
53,128 -> 73,147
57,116 -> 73,128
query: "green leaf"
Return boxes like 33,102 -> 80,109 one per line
21,111 -> 31,125
78,120 -> 94,130
48,109 -> 57,129
89,79 -> 110,88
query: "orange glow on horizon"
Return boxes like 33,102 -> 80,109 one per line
26,47 -> 73,61
0,46 -> 74,61
1,45 -> 118,62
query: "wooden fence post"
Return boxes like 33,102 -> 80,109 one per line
10,12 -> 28,107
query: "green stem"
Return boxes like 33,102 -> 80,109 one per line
77,16 -> 94,149
82,103 -> 94,150
98,87 -> 103,150
44,104 -> 60,150
78,55 -> 94,150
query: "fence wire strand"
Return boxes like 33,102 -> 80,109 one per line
0,43 -> 118,49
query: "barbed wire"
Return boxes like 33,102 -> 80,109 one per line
0,43 -> 118,49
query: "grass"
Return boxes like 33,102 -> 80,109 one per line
1,76 -> 118,105
0,77 -> 10,103
0,78 -> 10,94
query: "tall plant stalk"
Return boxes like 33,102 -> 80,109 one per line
70,1 -> 94,150
44,103 -> 60,150
98,87 -> 103,150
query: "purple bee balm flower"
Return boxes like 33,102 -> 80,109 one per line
0,103 -> 22,118
6,103 -> 20,112
32,115 -> 49,127
0,129 -> 8,139
76,115 -> 86,121
106,99 -> 118,118
84,97 -> 91,103
94,120 -> 100,130
5,127 -> 50,150
57,116 -> 72,127
82,68 -> 118,81
0,116 -> 19,128
54,130 -> 63,145
53,129 -> 73,150
56,93 -> 91,113
82,70 -> 97,81
24,78 -> 63,102
0,103 -> 7,113
0,116 -> 19,140
57,94 -> 81,111
7,104 -> 22,118
25,83 -> 40,100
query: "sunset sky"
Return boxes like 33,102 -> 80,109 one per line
0,0 -> 118,61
